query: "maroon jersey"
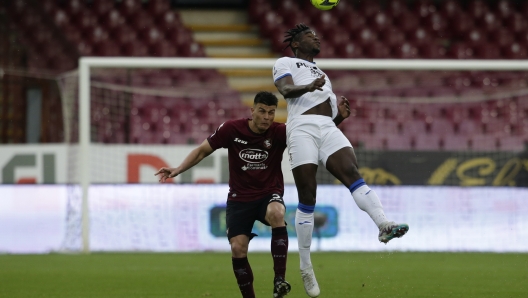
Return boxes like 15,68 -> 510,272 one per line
207,118 -> 287,202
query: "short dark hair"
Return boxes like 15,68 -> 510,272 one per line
254,91 -> 278,107
283,23 -> 311,52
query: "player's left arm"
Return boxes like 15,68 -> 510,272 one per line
333,96 -> 350,126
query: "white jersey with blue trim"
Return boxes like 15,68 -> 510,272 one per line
273,56 -> 337,123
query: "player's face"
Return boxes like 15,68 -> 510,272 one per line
251,103 -> 276,133
300,30 -> 320,55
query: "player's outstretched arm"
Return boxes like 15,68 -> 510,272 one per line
275,74 -> 326,98
154,139 -> 215,183
333,96 -> 351,126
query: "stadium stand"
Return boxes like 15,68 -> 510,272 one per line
0,0 -> 527,150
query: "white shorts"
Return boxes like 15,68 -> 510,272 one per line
286,115 -> 352,169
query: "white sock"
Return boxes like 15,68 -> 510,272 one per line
351,184 -> 388,227
295,208 -> 314,271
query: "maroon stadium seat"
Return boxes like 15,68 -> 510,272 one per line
149,40 -> 177,57
94,41 -> 121,56
441,135 -> 470,150
157,11 -> 183,31
357,0 -> 382,18
474,43 -> 501,59
335,41 -> 364,58
369,12 -> 393,32
406,27 -> 433,45
469,134 -> 499,151
99,10 -> 127,31
495,0 -> 515,20
392,42 -> 419,59
439,0 -> 462,18
90,0 -> 115,16
111,26 -> 138,45
448,42 -> 475,59
412,0 -> 437,18
363,42 -> 390,58
489,28 -> 515,48
467,0 -> 490,20
378,28 -> 406,47
393,11 -> 420,33
340,12 -> 367,33
355,28 -> 378,46
502,43 -> 528,59
387,0 -> 409,17
147,0 -> 171,18
418,43 -> 447,59
477,12 -> 501,32
413,134 -> 442,150
503,13 -> 527,33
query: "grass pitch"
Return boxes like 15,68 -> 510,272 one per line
0,252 -> 527,298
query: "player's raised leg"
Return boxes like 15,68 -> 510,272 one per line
292,164 -> 320,297
265,200 -> 291,298
325,147 -> 409,243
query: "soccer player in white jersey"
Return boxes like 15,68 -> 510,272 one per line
273,24 -> 409,297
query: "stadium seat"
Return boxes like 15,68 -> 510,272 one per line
469,134 -> 499,151
474,43 -> 501,59
441,135 -> 470,151
495,0 -> 515,19
429,118 -> 455,136
100,10 -> 127,31
383,134 -> 413,150
90,0 -> 115,16
393,11 -> 420,33
94,41 -> 121,56
370,12 -> 393,32
364,42 -> 390,58
418,43 -> 447,59
378,28 -> 406,47
413,0 -> 437,18
147,0 -> 171,18
392,42 -> 419,59
157,11 -> 182,31
401,119 -> 427,135
448,43 -> 475,59
457,119 -> 482,135
149,40 -> 177,57
489,28 -> 515,48
503,13 -> 527,33
413,134 -> 441,150
357,0 -> 381,18
387,0 -> 409,17
502,43 -> 528,59
467,0 -> 489,20
477,12 -> 501,32
340,12 -> 367,34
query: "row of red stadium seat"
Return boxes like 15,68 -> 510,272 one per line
252,0 -> 528,59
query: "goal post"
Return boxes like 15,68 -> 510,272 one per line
77,57 -> 528,252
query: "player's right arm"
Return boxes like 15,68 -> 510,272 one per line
275,74 -> 326,99
273,57 -> 325,99
155,139 -> 214,183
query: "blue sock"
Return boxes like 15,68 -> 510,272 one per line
349,178 -> 366,193
297,203 -> 315,214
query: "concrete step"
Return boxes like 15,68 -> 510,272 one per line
204,45 -> 271,56
194,31 -> 260,41
199,38 -> 267,47
179,10 -> 248,26
209,52 -> 278,58
219,69 -> 271,77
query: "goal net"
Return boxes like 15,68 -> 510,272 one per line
56,58 -> 528,252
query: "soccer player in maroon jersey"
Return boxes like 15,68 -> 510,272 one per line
155,91 -> 291,298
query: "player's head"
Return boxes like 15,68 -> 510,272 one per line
283,23 -> 320,57
250,91 -> 278,133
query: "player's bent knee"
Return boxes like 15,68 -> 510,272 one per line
230,240 -> 248,257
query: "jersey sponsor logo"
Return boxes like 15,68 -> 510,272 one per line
239,149 -> 268,163
234,137 -> 248,144
295,62 -> 324,78
263,138 -> 272,149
